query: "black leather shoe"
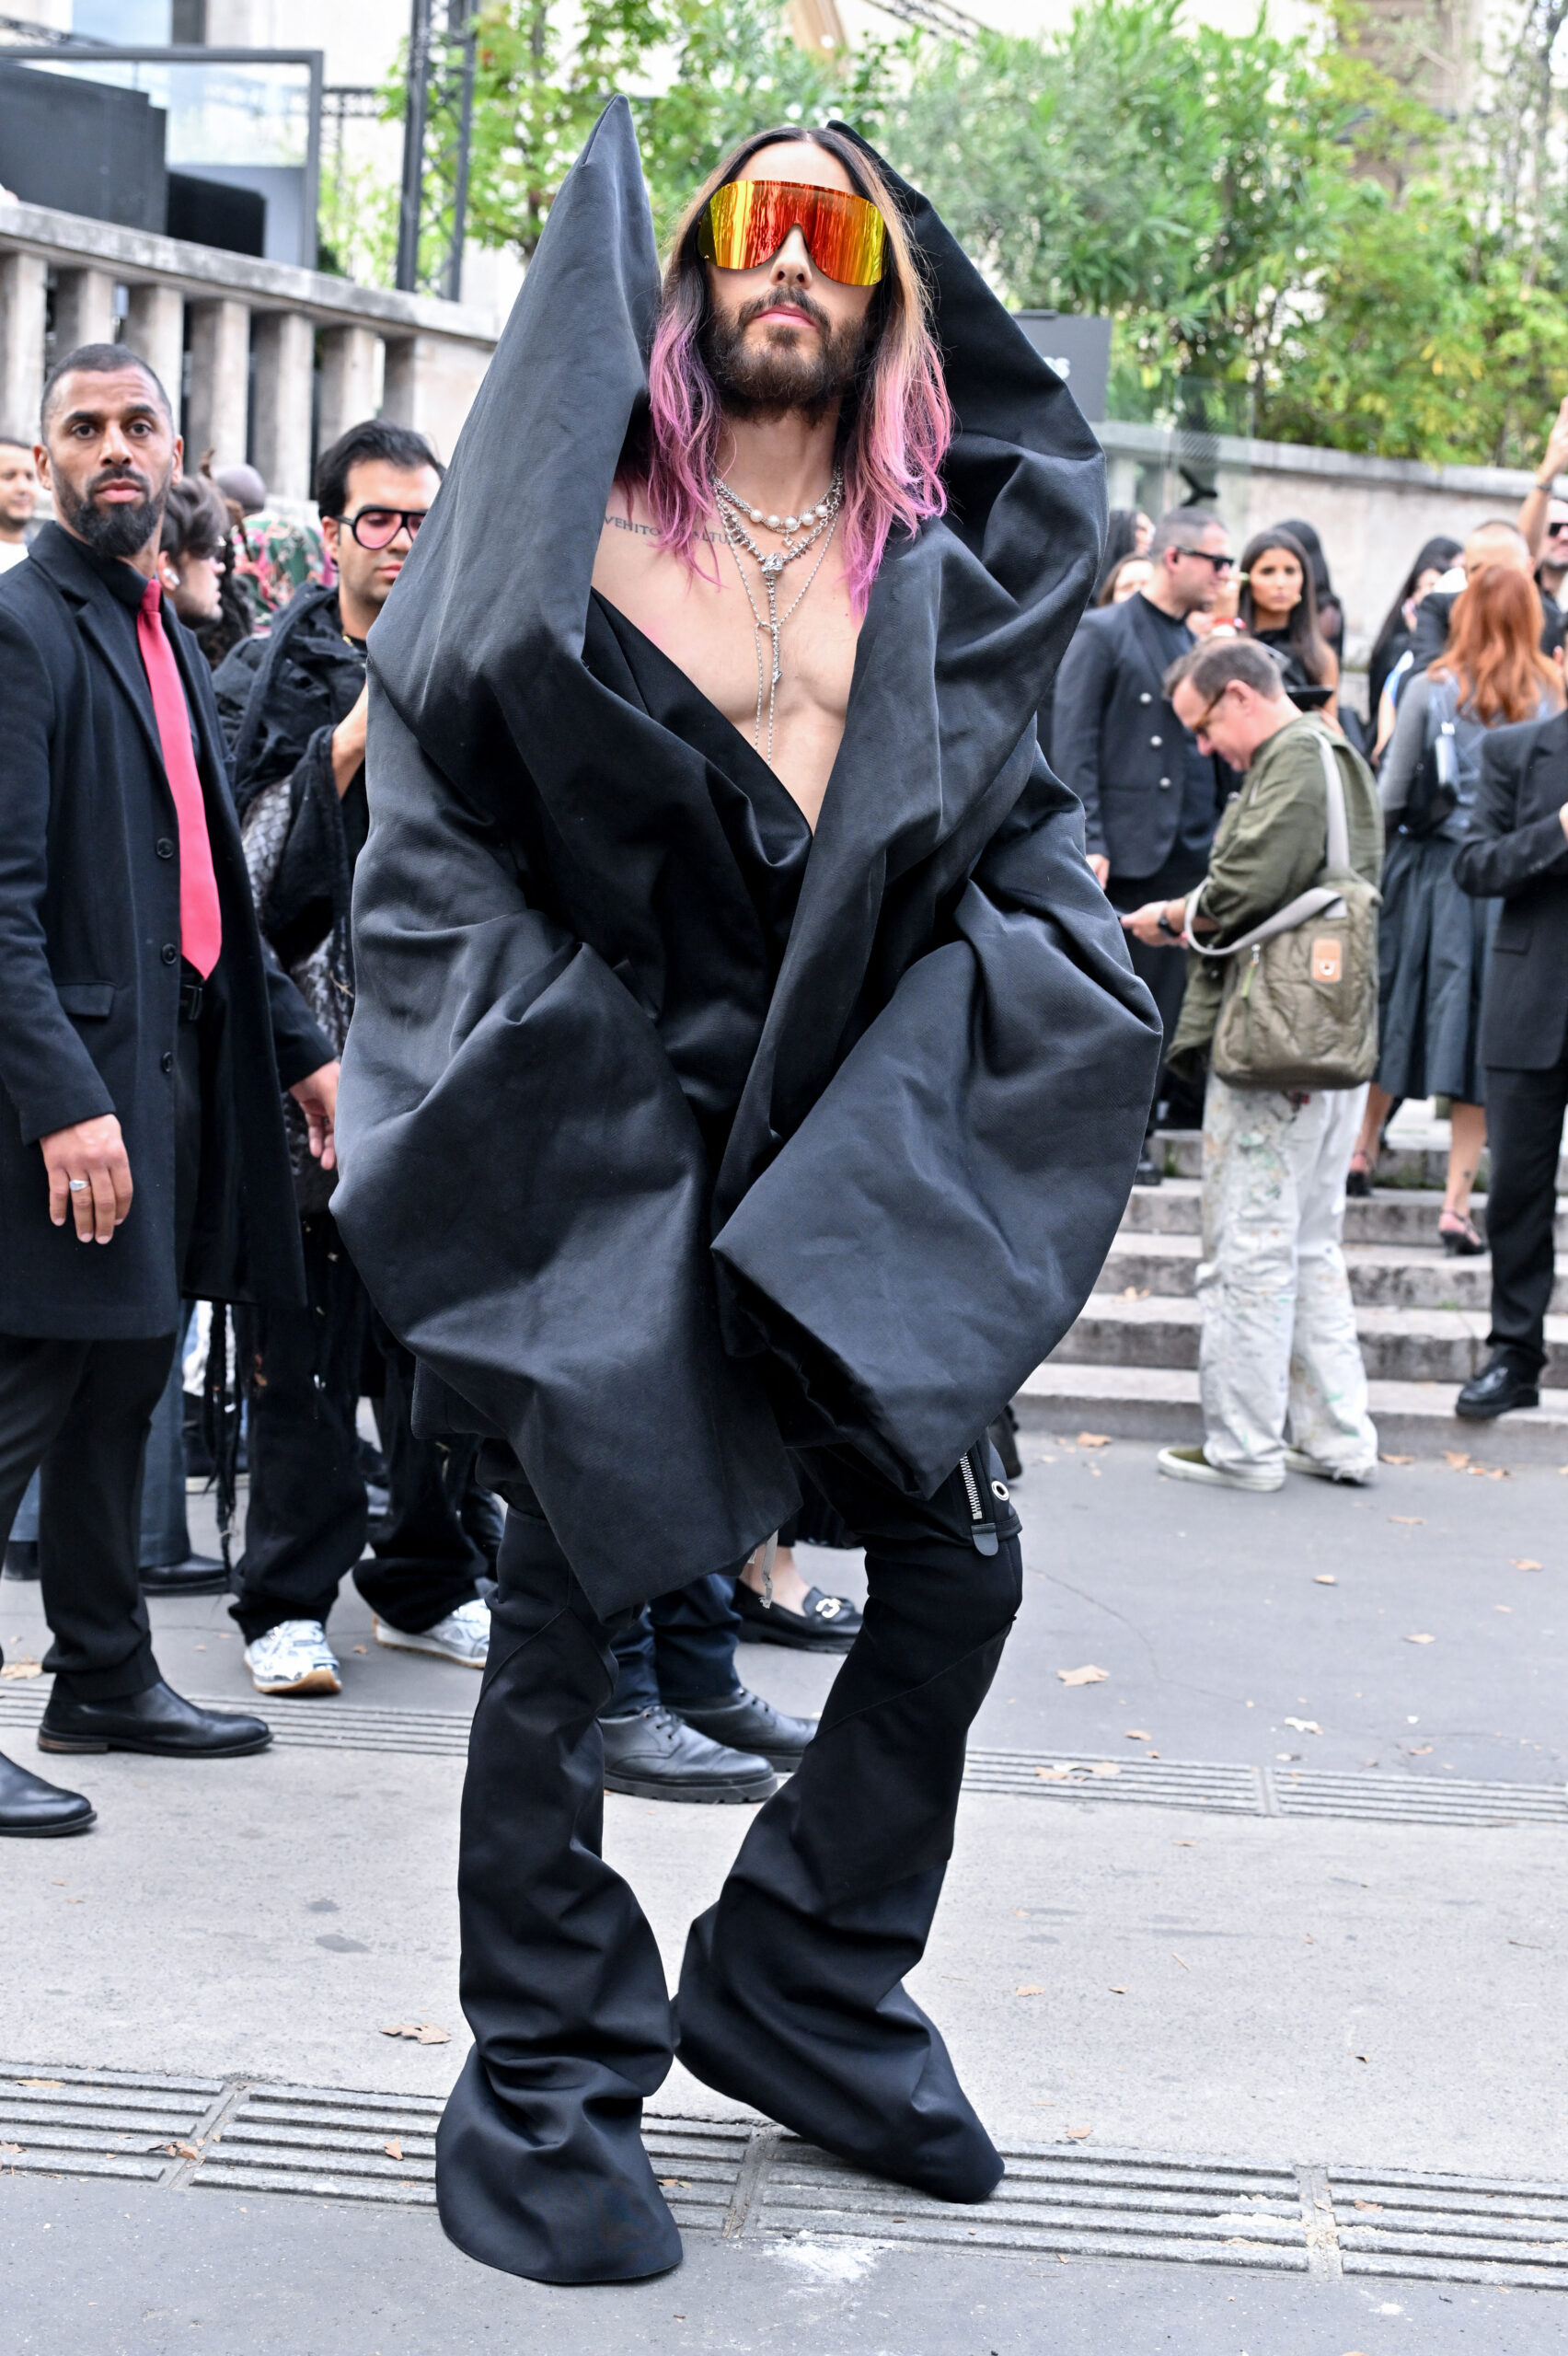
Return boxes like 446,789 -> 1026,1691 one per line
140,1553 -> 229,1596
1455,1355 -> 1540,1421
678,1688 -> 818,1770
0,1748 -> 95,1836
4,1540 -> 39,1580
599,1704 -> 776,1803
734,1580 -> 861,1653
38,1678 -> 271,1759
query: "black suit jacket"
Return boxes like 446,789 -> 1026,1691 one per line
1050,592 -> 1204,876
0,524 -> 331,1339
1454,706 -> 1568,1070
1412,584 -> 1567,672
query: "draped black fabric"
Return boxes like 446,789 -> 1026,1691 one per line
334,98 -> 1161,1616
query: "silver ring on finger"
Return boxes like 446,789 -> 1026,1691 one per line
68,1178 -> 89,1192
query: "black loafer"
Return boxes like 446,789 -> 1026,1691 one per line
0,1749 -> 95,1836
599,1705 -> 775,1803
734,1581 -> 862,1653
38,1678 -> 271,1759
4,1540 -> 39,1580
1455,1356 -> 1540,1421
677,1687 -> 818,1771
140,1553 -> 229,1596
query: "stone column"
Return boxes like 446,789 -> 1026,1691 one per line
317,324 -> 382,455
382,331 -> 490,462
250,310 -> 314,502
51,267 -> 117,355
0,250 -> 47,439
123,284 -> 186,421
184,297 -> 250,469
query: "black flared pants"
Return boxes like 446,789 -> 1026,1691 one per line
437,1441 -> 1022,2285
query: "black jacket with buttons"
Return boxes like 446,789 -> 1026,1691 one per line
0,524 -> 331,1339
1050,591 -> 1203,877
1453,706 -> 1568,1070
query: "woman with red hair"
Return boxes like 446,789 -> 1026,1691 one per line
1355,560 -> 1563,1247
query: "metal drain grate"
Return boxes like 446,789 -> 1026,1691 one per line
0,1686 -> 1562,1828
1332,2164 -> 1568,2290
966,1750 -> 1261,1812
1269,1770 -> 1568,1828
4,2064 -> 1566,2289
759,2140 -> 1310,2269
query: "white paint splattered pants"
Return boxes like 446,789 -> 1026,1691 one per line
1197,1072 -> 1378,1481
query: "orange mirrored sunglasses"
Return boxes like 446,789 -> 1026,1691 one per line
698,178 -> 886,287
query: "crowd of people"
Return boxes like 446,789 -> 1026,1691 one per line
1055,433 -> 1568,1487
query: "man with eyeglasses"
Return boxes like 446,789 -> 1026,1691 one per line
1053,505 -> 1236,1173
213,422 -> 499,1703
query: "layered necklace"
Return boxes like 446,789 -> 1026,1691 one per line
711,465 -> 844,764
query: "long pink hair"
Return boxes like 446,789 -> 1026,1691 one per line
622,127 -> 951,618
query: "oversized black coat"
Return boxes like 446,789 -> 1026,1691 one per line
0,524 -> 331,1339
334,100 -> 1162,1614
1454,707 -> 1568,1070
1050,591 -> 1216,877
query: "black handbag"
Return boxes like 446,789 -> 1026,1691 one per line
1401,677 -> 1459,837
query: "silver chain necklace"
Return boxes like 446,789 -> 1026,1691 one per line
711,466 -> 843,764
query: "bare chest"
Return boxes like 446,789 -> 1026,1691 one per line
591,502 -> 861,834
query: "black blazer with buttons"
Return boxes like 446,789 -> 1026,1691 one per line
1049,591 -> 1196,878
1454,706 -> 1568,1071
0,525 -> 331,1339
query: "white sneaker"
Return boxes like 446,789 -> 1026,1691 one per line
1157,1444 -> 1284,1494
1284,1449 -> 1377,1486
244,1619 -> 341,1695
374,1597 -> 490,1668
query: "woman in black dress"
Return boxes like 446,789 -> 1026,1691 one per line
1237,526 -> 1339,716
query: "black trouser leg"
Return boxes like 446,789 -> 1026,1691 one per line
1483,1057 -> 1568,1379
352,1327 -> 483,1634
1108,866 -> 1203,1127
0,1334 -> 170,1699
230,1211 -> 370,1643
436,1456 -> 681,2286
676,1446 -> 1023,2203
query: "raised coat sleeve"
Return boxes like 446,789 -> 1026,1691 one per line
710,757 -> 1161,1494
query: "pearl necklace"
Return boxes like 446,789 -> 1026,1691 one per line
711,467 -> 843,764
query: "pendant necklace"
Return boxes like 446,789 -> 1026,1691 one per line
711,466 -> 843,764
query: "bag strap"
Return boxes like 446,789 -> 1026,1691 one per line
1188,728 -> 1351,960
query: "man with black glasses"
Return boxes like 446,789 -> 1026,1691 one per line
1053,506 -> 1235,1172
214,422 -> 498,1700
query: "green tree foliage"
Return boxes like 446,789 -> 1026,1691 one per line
375,0 -> 1568,467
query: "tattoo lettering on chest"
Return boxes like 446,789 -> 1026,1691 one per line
603,511 -> 721,544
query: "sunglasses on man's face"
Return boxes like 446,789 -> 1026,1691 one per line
1182,549 -> 1235,573
1545,519 -> 1568,539
340,505 -> 429,550
698,178 -> 886,287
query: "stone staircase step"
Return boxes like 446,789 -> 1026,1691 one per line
1151,1126 -> 1568,1195
1015,1362 -> 1568,1463
1101,1232 -> 1568,1314
1119,1179 -> 1568,1250
1053,1293 -> 1568,1387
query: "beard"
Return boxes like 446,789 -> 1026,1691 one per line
700,290 -> 867,424
53,463 -> 168,561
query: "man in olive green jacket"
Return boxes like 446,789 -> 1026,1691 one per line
1121,637 -> 1382,1492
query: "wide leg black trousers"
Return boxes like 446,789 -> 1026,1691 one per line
437,1441 -> 1021,2285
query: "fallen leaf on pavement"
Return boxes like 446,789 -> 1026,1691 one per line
161,2142 -> 202,2160
1379,1453 -> 1414,1466
1171,1952 -> 1191,1971
1408,1743 -> 1434,1755
1496,1605 -> 1512,1613
659,2177 -> 691,2189
1057,1665 -> 1109,1686
1089,1761 -> 1121,1777
1016,1984 -> 1046,1996
380,2022 -> 450,2044
1035,1765 -> 1075,1781
1284,1717 -> 1321,1734
416,2026 -> 450,2045
1353,2200 -> 1383,2212
383,2140 -> 403,2162
15,2080 -> 60,2090
352,1645 -> 368,1655
0,1661 -> 40,1680
1124,1728 -> 1151,1739
1513,1559 -> 1542,1571
1077,1433 -> 1111,1449
1444,1450 -> 1470,1469
1314,1574 -> 1337,1584
0,2142 -> 22,2154
1405,1633 -> 1435,1645
1389,1516 -> 1424,1526
1108,1985 -> 1127,1994
1355,2052 -> 1371,2063
1064,2126 -> 1092,2141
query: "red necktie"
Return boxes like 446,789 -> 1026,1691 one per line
136,577 -> 223,980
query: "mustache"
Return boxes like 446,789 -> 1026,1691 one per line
737,290 -> 831,336
87,463 -> 153,499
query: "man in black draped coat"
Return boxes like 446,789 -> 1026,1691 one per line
334,103 -> 1160,2285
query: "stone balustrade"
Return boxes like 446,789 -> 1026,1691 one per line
0,197 -> 500,489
